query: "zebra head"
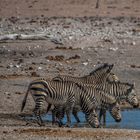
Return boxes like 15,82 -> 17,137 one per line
86,109 -> 99,128
89,63 -> 114,83
108,102 -> 122,122
107,73 -> 119,82
126,83 -> 139,108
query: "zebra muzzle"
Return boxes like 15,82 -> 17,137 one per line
133,103 -> 139,108
115,118 -> 121,122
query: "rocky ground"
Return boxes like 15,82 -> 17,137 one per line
0,0 -> 140,139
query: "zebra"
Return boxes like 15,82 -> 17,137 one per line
99,79 -> 139,125
52,83 -> 122,127
52,94 -> 100,128
72,80 -> 139,125
80,87 -> 121,126
21,79 -> 81,126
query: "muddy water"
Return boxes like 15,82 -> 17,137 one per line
26,109 -> 140,130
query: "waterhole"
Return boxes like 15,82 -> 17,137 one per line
25,109 -> 140,130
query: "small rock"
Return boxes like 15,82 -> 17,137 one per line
7,63 -> 14,68
28,46 -> 31,50
18,59 -> 24,64
28,51 -> 35,57
15,64 -> 20,68
38,66 -> 43,70
4,92 -> 10,96
109,47 -> 118,51
131,41 -> 136,46
3,131 -> 8,134
15,92 -> 23,95
82,62 -> 88,66
69,36 -> 73,40
28,66 -> 34,70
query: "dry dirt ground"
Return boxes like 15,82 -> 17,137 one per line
0,0 -> 140,139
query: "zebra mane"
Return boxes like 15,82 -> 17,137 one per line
106,79 -> 134,94
89,63 -> 109,76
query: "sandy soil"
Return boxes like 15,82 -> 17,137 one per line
0,0 -> 140,139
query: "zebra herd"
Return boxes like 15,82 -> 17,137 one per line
21,63 -> 139,128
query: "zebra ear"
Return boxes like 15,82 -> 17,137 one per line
130,81 -> 135,88
109,64 -> 114,70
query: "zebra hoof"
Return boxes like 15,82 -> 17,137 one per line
115,118 -> 121,122
65,123 -> 71,128
57,121 -> 64,127
37,121 -> 45,126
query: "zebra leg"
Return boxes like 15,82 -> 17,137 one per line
99,109 -> 103,124
86,109 -> 99,128
56,107 -> 65,127
65,109 -> 71,127
33,97 -> 45,126
46,103 -> 52,113
103,110 -> 106,126
52,106 -> 64,127
99,108 -> 106,126
52,109 -> 57,125
72,108 -> 80,123
33,108 -> 44,126
56,118 -> 64,127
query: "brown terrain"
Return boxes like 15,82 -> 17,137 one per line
0,0 -> 140,139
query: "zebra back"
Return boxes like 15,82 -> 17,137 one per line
53,63 -> 114,84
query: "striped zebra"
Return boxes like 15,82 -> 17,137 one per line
21,79 -> 81,126
99,79 -> 139,125
21,79 -> 102,127
74,80 -> 138,125
52,83 -> 122,127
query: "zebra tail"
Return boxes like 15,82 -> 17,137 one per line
21,86 -> 30,112
21,79 -> 49,112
